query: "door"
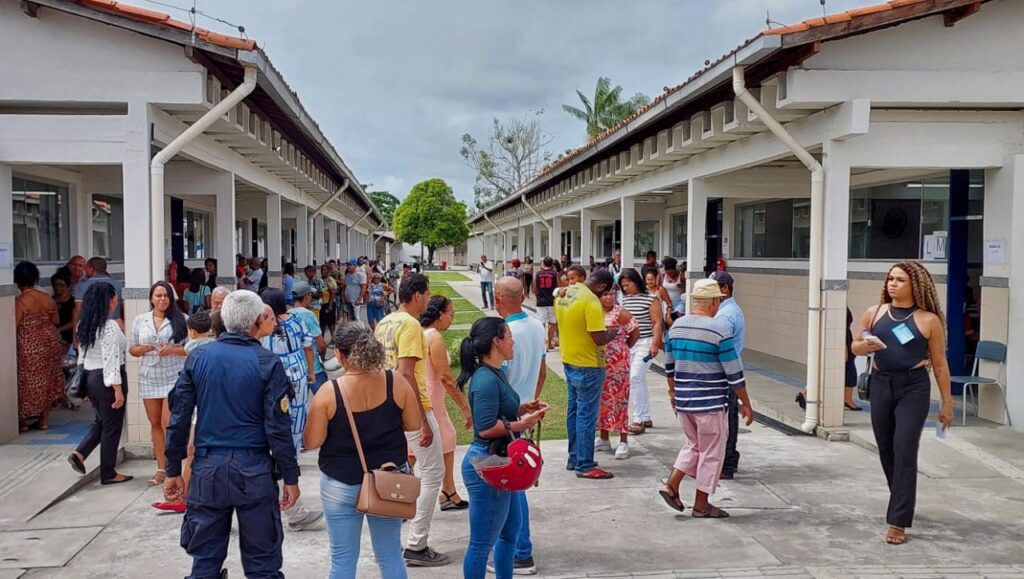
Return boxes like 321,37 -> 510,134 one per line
704,198 -> 723,275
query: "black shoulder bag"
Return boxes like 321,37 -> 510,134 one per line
856,307 -> 886,402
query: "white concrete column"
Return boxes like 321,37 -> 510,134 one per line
686,179 -> 709,307
123,102 -> 153,289
550,217 -> 562,259
621,196 -> 636,268
580,208 -> 594,264
516,226 -> 526,259
266,193 -> 282,286
0,164 -> 17,443
214,179 -> 236,286
819,141 -> 852,429
1003,154 -> 1024,430
328,219 -> 339,261
532,223 -> 543,261
313,214 -> 326,266
295,204 -> 309,267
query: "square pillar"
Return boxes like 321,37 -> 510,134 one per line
328,219 -> 339,261
686,179 -> 709,308
215,179 -> 237,286
266,193 -> 282,287
313,214 -> 326,266
1002,155 -> 1024,428
295,204 -> 309,267
532,223 -> 543,260
550,217 -> 562,259
516,226 -> 526,258
819,141 -> 852,428
620,196 -> 636,269
580,209 -> 594,265
0,164 -> 17,443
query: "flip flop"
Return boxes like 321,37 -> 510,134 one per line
147,469 -> 166,487
576,468 -> 614,480
658,487 -> 686,513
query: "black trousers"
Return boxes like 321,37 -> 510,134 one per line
869,366 -> 930,528
75,366 -> 128,481
723,390 -> 740,475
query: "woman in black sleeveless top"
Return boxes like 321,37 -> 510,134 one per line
304,322 -> 421,579
852,261 -> 953,546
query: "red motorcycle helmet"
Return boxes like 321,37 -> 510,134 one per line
478,439 -> 544,491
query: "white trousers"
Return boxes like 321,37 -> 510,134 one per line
405,410 -> 444,551
629,337 -> 654,423
354,304 -> 368,324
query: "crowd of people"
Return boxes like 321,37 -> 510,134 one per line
8,243 -> 955,577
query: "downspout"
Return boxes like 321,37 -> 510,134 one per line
733,66 -> 824,434
310,179 -> 350,219
482,213 -> 508,265
309,180 -> 350,262
346,207 -> 374,257
521,196 -> 552,232
151,65 -> 258,282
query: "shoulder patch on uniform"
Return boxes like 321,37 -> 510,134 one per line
280,397 -> 290,414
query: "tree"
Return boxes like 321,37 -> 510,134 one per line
460,109 -> 554,211
392,179 -> 470,264
368,191 -> 400,224
562,77 -> 650,141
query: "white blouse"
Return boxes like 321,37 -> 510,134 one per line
82,319 -> 127,387
130,311 -> 188,388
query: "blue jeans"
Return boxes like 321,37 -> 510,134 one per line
515,492 -> 532,560
320,474 -> 407,579
563,363 -> 606,473
311,371 -> 329,395
462,444 -> 522,579
480,282 -> 494,308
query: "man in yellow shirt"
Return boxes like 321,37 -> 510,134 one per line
555,266 -> 620,479
374,272 -> 450,567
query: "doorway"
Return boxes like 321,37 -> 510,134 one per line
704,198 -> 723,275
945,169 -> 985,381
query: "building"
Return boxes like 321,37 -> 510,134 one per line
0,0 -> 386,443
467,0 -> 1024,432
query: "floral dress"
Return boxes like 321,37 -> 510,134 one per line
598,305 -> 637,433
17,309 -> 64,420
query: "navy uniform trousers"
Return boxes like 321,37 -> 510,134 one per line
181,449 -> 283,579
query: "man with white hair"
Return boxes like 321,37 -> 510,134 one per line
210,286 -> 230,312
165,290 -> 300,578
658,279 -> 753,519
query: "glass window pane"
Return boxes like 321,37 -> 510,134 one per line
634,221 -> 659,258
792,200 -> 810,259
12,177 -> 70,262
184,210 -> 209,260
235,220 -> 245,256
91,195 -> 124,260
671,213 -> 687,258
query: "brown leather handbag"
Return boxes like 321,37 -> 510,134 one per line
336,373 -> 420,519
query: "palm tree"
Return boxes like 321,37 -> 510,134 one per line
562,77 -> 651,141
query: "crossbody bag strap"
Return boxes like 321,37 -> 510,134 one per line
335,377 -> 370,474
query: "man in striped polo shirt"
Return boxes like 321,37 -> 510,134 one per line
658,279 -> 753,518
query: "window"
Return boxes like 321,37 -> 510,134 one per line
560,230 -> 573,258
848,172 -> 982,260
91,195 -> 124,260
671,213 -> 687,258
598,224 -> 616,258
235,220 -> 246,256
734,199 -> 795,258
12,177 -> 71,262
256,223 -> 267,259
184,210 -> 209,260
634,221 -> 659,258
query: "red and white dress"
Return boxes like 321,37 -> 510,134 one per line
598,306 -> 637,433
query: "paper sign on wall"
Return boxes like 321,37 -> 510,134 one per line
0,243 -> 10,269
984,239 -> 1007,264
922,234 -> 946,261
721,237 -> 730,259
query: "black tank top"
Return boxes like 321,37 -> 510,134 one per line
872,305 -> 930,371
319,371 -> 408,485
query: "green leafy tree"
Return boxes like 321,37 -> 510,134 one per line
368,191 -> 400,224
562,77 -> 650,140
392,179 -> 469,264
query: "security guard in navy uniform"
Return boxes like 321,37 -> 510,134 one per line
165,291 -> 300,579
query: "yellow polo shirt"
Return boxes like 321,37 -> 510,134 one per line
554,283 -> 606,367
375,311 -> 432,411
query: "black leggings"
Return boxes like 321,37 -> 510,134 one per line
523,272 -> 533,296
869,366 -> 930,528
76,367 -> 128,481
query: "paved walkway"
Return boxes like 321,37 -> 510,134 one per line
4,271 -> 1024,577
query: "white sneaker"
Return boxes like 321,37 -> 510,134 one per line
594,438 -> 612,452
615,442 -> 630,460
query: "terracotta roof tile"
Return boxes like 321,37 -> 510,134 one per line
75,0 -> 256,51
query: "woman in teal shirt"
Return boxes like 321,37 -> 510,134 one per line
457,317 -> 546,579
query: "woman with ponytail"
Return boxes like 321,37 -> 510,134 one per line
420,296 -> 472,511
458,317 -> 547,579
852,260 -> 953,545
305,322 -> 421,579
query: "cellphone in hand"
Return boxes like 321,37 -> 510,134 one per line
935,422 -> 948,440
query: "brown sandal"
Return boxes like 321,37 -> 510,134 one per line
886,526 -> 906,545
692,504 -> 730,518
628,422 -> 646,435
658,486 -> 686,513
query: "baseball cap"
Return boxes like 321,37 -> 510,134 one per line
709,270 -> 735,286
690,278 -> 725,299
292,280 -> 312,297
346,259 -> 358,267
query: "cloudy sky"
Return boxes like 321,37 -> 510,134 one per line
189,0 -> 868,205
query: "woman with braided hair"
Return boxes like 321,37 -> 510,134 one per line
852,260 -> 953,546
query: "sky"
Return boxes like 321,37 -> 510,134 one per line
182,0 -> 869,205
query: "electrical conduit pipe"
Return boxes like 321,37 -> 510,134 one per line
346,207 -> 374,259
481,213 -> 508,265
732,66 -> 824,434
151,66 -> 258,283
